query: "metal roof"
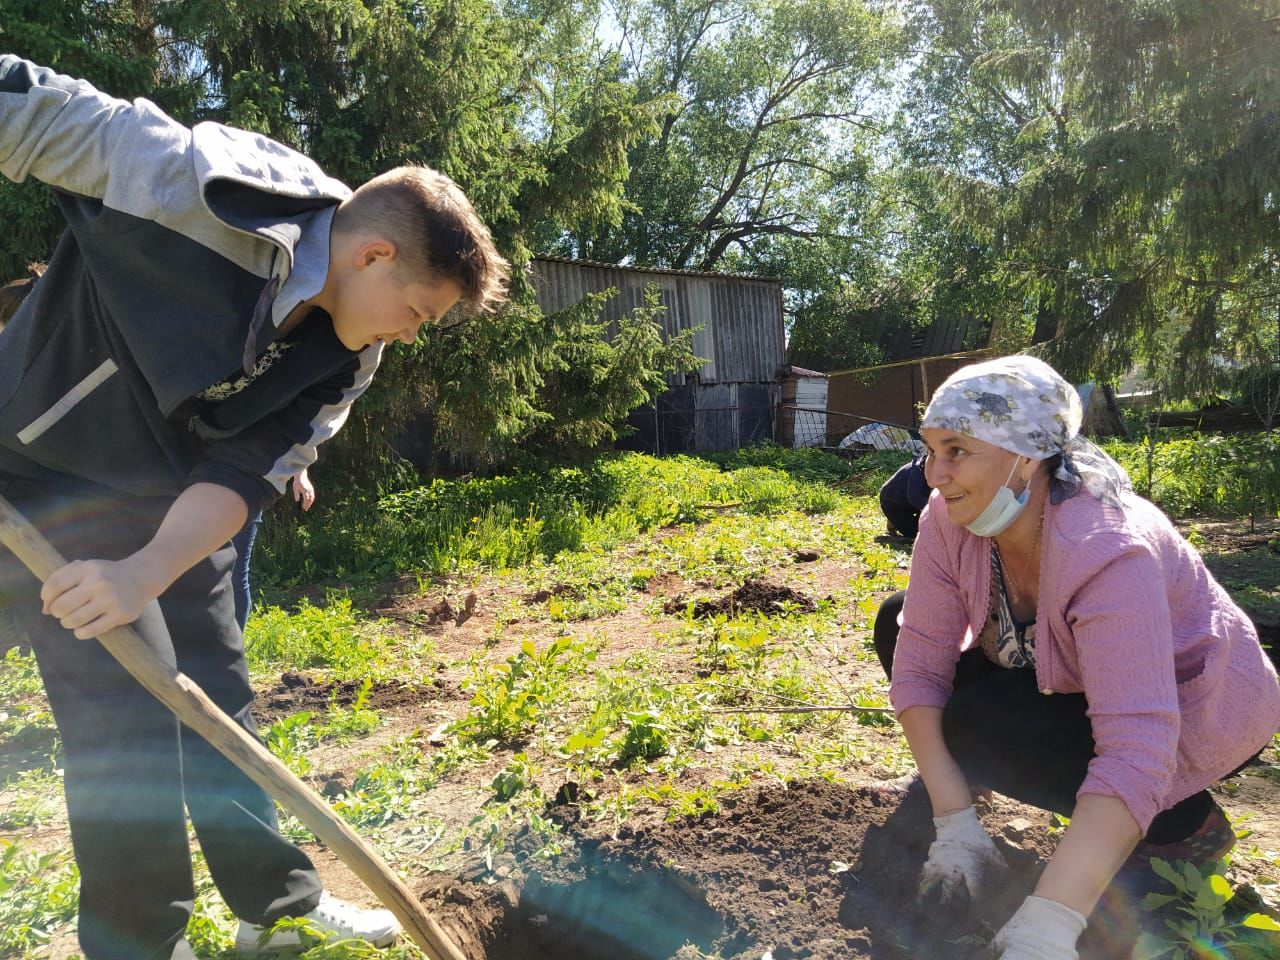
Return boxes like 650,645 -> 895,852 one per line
529,257 -> 785,385
532,254 -> 781,284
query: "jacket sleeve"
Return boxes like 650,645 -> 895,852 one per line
1,55 -> 191,205
890,492 -> 970,715
1066,541 -> 1181,832
187,349 -> 379,515
0,54 -> 274,276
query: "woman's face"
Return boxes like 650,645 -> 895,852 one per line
921,428 -> 1026,527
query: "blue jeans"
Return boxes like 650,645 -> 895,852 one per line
230,513 -> 263,632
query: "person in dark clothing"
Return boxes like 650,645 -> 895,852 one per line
231,468 -> 313,631
879,453 -> 931,538
0,53 -> 509,960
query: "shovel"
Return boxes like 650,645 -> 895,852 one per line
0,493 -> 466,960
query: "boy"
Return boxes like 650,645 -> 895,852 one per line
0,54 -> 509,959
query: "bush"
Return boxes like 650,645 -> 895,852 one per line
1101,431 -> 1280,518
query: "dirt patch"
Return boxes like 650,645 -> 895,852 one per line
251,671 -> 440,724
417,780 -> 1063,960
663,578 -> 818,619
411,779 -> 1280,960
642,572 -> 685,596
420,849 -> 728,960
525,584 -> 584,604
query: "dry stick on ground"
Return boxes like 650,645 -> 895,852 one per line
705,704 -> 895,715
0,494 -> 466,960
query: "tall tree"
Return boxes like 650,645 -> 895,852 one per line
0,1 -> 680,465
564,0 -> 903,274
901,0 -> 1280,390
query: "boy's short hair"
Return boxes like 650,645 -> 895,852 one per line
336,166 -> 510,315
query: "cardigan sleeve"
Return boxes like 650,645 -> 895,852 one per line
890,493 -> 971,715
1065,541 -> 1180,832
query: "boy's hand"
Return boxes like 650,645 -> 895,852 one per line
291,469 -> 316,511
41,556 -> 162,640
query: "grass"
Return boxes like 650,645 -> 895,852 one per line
2,441 -> 1277,959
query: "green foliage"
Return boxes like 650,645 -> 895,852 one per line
0,768 -> 62,829
489,752 -> 539,802
245,598 -> 392,676
519,286 -> 703,456
0,0 -> 678,466
263,711 -> 317,777
575,0 -> 904,272
0,840 -> 78,955
1102,432 -> 1280,519
454,637 -> 595,743
898,0 -> 1280,388
257,450 -> 854,584
0,648 -> 58,764
615,708 -> 676,767
1134,857 -> 1280,960
330,763 -> 418,828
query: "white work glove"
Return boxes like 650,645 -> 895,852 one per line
991,895 -> 1087,959
917,805 -> 1006,908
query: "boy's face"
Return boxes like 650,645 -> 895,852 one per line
330,241 -> 464,351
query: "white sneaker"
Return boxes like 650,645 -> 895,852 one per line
234,892 -> 402,955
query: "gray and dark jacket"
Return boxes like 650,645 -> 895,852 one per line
0,54 -> 383,512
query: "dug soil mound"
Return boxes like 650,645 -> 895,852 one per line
418,779 -> 1075,960
663,578 -> 818,619
251,671 -> 437,723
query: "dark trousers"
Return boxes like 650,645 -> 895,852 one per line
230,512 -> 263,632
873,591 -> 1214,843
0,474 -> 320,960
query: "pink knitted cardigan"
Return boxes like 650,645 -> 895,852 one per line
890,487 -> 1280,831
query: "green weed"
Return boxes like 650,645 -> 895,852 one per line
0,767 -> 62,829
0,648 -> 58,769
0,839 -> 78,954
256,451 -> 864,585
263,711 -> 316,777
246,599 -> 392,678
1134,858 -> 1280,959
453,637 -> 596,743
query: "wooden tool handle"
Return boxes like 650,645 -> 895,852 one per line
0,493 -> 466,960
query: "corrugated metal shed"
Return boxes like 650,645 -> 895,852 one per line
531,256 -> 785,386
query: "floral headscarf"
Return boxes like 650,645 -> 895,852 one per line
920,355 -> 1132,507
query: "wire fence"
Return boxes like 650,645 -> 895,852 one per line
780,404 -> 919,452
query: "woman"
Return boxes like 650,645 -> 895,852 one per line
875,355 -> 1280,959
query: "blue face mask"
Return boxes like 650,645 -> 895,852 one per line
965,458 -> 1029,537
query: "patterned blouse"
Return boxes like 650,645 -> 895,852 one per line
975,545 -> 1036,668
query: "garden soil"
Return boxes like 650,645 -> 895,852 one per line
8,516 -> 1280,960
414,780 -> 1171,960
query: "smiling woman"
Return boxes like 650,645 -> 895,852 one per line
870,355 -> 1280,960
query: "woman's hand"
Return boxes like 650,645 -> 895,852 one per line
918,805 -> 1007,907
992,895 -> 1086,959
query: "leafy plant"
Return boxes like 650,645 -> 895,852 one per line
313,679 -> 381,744
263,711 -> 316,777
246,598 -> 392,677
0,840 -> 78,954
453,637 -> 595,743
615,708 -> 676,767
1134,858 -> 1280,959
